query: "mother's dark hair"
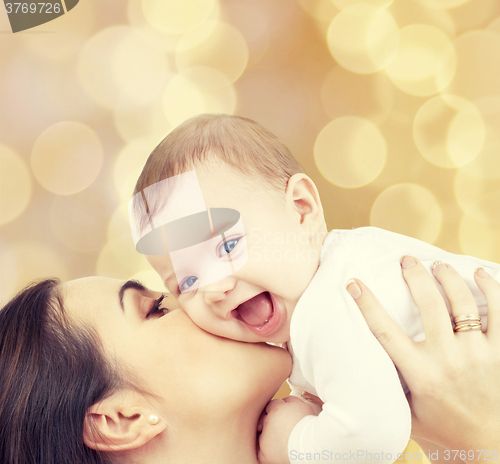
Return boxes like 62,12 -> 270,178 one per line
0,279 -> 121,464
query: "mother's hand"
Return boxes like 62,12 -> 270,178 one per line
347,257 -> 500,459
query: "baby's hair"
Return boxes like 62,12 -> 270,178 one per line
132,113 -> 303,232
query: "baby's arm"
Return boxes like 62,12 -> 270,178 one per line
258,397 -> 316,464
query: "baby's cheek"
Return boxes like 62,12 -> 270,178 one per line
181,304 -> 215,331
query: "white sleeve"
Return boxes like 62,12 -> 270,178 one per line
287,253 -> 411,464
346,227 -> 500,338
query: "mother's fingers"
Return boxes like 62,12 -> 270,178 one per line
347,278 -> 414,368
401,256 -> 454,340
474,267 -> 500,340
431,261 -> 479,320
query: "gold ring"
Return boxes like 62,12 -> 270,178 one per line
453,314 -> 481,324
454,322 -> 482,332
454,320 -> 481,328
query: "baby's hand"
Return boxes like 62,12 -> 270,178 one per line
258,396 -> 315,464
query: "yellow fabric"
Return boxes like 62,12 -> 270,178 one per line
396,440 -> 431,464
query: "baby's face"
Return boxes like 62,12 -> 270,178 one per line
146,160 -> 321,343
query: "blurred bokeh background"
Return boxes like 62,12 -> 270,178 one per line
1,0 -> 500,310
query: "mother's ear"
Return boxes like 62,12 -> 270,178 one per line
83,389 -> 167,452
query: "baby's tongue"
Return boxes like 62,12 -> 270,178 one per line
237,292 -> 273,326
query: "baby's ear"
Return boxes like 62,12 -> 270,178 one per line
285,173 -> 324,227
83,389 -> 167,452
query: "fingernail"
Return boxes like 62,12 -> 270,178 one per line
475,267 -> 489,278
346,279 -> 362,300
401,255 -> 417,269
432,260 -> 447,272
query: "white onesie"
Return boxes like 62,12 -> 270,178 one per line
287,227 -> 500,464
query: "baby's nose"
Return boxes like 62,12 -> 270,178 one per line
202,278 -> 235,307
203,289 -> 226,306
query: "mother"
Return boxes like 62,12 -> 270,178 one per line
0,276 -> 290,464
1,264 -> 499,464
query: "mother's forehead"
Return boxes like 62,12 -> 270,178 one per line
60,276 -> 122,297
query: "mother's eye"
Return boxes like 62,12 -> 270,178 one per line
147,295 -> 169,318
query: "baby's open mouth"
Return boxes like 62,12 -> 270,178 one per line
233,292 -> 275,329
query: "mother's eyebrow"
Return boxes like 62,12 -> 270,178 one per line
118,280 -> 147,312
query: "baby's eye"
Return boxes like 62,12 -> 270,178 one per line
179,276 -> 198,293
218,238 -> 240,257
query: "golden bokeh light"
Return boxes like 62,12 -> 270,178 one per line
489,16 -> 500,34
321,66 -> 395,124
2,0 -> 500,307
78,26 -> 169,109
457,96 -> 500,179
314,116 -> 387,188
455,168 -> 500,261
96,234 -> 150,280
19,0 -> 95,61
458,180 -> 500,224
370,184 -> 442,244
0,239 -> 17,306
297,0 -> 339,23
49,189 -> 110,252
332,0 -> 393,8
221,1 -> 270,68
414,0 -> 472,9
114,137 -> 160,202
388,1 -> 456,38
234,69 -> 311,143
113,96 -> 173,143
9,241 -> 69,294
460,212 -> 500,263
113,30 -> 169,108
24,30 -> 87,61
141,0 -> 217,35
413,95 -> 484,168
107,203 -> 132,241
386,24 -> 456,96
448,0 -> 499,33
327,5 -> 399,74
31,122 -> 103,195
0,144 -> 32,226
163,66 -> 236,127
176,21 -> 249,83
441,30 -> 500,101
127,0 -> 182,53
2,53 -> 96,138
453,168 -> 496,219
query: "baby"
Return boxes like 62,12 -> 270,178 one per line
129,114 -> 500,464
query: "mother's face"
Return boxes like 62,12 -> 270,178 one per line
60,277 -> 291,416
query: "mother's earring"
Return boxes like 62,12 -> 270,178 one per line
148,414 -> 159,425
